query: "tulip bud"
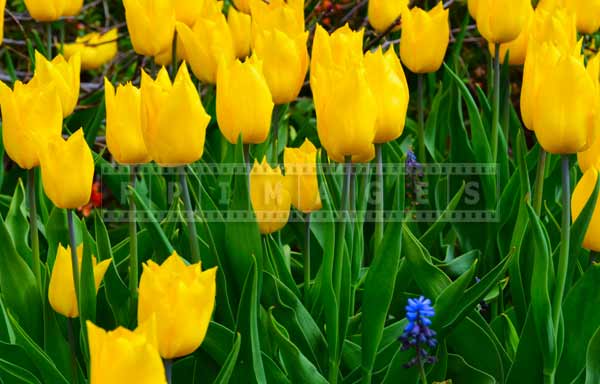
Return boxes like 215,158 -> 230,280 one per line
488,3 -> 533,66
368,0 -> 407,33
140,64 -> 211,166
0,0 -> 5,44
216,54 -> 274,144
174,0 -> 203,26
468,0 -> 479,18
0,80 -> 62,169
87,318 -> 166,384
138,252 -> 217,359
572,167 -> 600,251
176,1 -> 235,84
284,140 -> 322,213
63,29 -> 118,70
40,129 -> 95,209
250,158 -> 292,234
49,244 -> 110,318
400,3 -> 450,74
62,0 -> 83,17
105,79 -> 150,164
228,7 -> 252,59
475,0 -> 531,44
565,0 -> 600,34
364,47 -> 409,143
123,0 -> 175,57
578,54 -> 600,171
234,0 -> 250,13
24,0 -> 82,21
32,51 -> 80,117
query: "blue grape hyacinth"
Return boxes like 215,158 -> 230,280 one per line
399,296 -> 437,370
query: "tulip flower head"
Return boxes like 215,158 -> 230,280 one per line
564,0 -> 600,34
87,318 -> 166,384
0,0 -> 6,44
468,0 -> 479,18
105,79 -> 150,164
138,253 -> 217,359
24,0 -> 83,21
234,0 -> 251,13
140,64 -> 211,166
0,79 -> 63,170
123,0 -> 175,57
368,0 -> 407,33
49,244 -> 110,318
284,140 -> 322,213
250,158 -> 292,234
32,50 -> 81,117
216,54 -> 274,144
63,29 -> 118,70
577,54 -> 600,171
488,2 -> 533,65
475,0 -> 531,44
572,167 -> 600,251
228,6 -> 252,59
40,129 -> 95,209
400,3 -> 450,74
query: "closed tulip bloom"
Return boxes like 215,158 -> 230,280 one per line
24,0 -> 82,21
176,1 -> 235,84
87,318 -> 166,384
578,55 -> 600,171
228,7 -> 252,59
250,158 -> 292,234
565,0 -> 600,34
310,24 -> 364,82
138,253 -> 217,359
572,168 -> 600,251
488,3 -> 533,65
63,29 -> 118,70
49,244 -> 110,318
174,0 -> 203,26
0,80 -> 62,169
105,79 -> 150,164
530,44 -> 597,154
234,0 -> 250,13
40,129 -> 95,208
284,140 -> 322,213
368,0 -> 407,33
216,54 -> 274,144
32,51 -> 80,117
140,65 -> 210,166
468,0 -> 479,18
123,0 -> 175,57
475,0 -> 530,44
364,47 -> 409,143
400,3 -> 450,74
0,0 -> 5,44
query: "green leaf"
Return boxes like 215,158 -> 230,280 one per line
79,220 -> 97,359
446,354 -> 496,384
130,186 -> 174,257
213,332 -> 241,384
5,180 -> 32,268
419,182 -> 466,249
585,326 -> 600,384
0,358 -> 42,384
506,308 -> 544,383
433,259 -> 478,331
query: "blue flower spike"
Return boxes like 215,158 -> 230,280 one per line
399,296 -> 438,372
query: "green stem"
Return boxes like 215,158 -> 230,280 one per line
418,358 -> 428,384
243,143 -> 251,174
179,168 -> 201,263
67,210 -> 80,311
374,144 -> 384,249
533,149 -> 547,215
552,155 -> 571,328
27,170 -> 42,293
170,32 -> 178,79
59,20 -> 65,55
271,106 -> 281,165
491,42 -> 501,163
164,358 -> 173,384
46,23 -> 52,58
417,74 -> 425,164
501,72 -> 511,149
66,318 -> 79,384
304,213 -> 311,302
128,166 -> 138,319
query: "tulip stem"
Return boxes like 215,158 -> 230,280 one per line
179,168 -> 201,263
67,209 -> 80,311
533,149 -> 547,215
27,170 -> 42,293
417,74 -> 425,164
491,42 -> 501,163
304,212 -> 311,302
170,32 -> 178,79
374,144 -> 384,248
128,166 -> 138,320
163,358 -> 173,384
46,23 -> 52,58
553,155 -> 571,329
66,318 -> 79,384
271,105 -> 283,164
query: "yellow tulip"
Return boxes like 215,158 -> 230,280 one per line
364,47 -> 409,143
310,24 -> 364,82
153,36 -> 185,67
468,0 -> 479,18
0,0 -> 6,45
24,0 -> 83,21
528,43 -> 597,154
250,158 -> 292,234
40,129 -> 95,208
176,0 -> 235,84
32,50 -> 80,117
475,0 -> 531,44
399,3 -> 450,74
228,6 -> 252,59
174,0 -> 203,26
368,0 -> 407,33
578,54 -> 600,171
62,0 -> 83,17
140,64 -> 210,166
123,0 -> 175,57
216,54 -> 274,144
488,3 -> 533,65
250,0 -> 308,104
284,140 -> 322,213
63,29 -> 118,70
105,79 -> 150,164
565,0 -> 600,34
0,80 -> 62,169
572,167 -> 600,251
138,252 -> 217,359
87,318 -> 166,384
233,0 -> 250,13
48,244 -> 110,318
